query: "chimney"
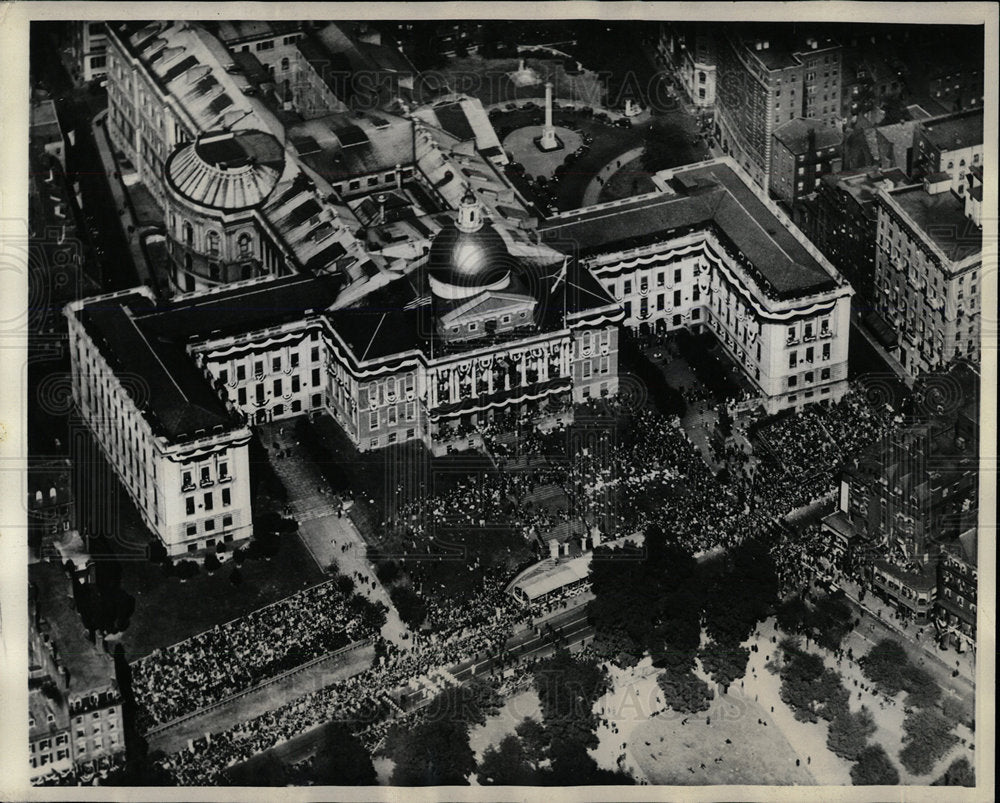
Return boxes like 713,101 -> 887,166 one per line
548,539 -> 559,559
592,528 -> 603,547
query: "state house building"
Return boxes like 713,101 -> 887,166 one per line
66,190 -> 621,557
68,152 -> 850,558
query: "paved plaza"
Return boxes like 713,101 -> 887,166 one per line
260,420 -> 411,647
502,125 -> 582,179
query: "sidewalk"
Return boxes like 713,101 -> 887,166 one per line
834,574 -> 975,689
259,420 -> 412,648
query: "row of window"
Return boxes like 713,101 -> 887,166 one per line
235,372 -> 322,406
789,342 -> 832,367
184,488 -> 232,515
788,367 -> 832,388
185,521 -> 236,543
219,346 -> 321,384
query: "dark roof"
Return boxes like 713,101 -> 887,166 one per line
162,55 -> 199,84
30,563 -> 117,697
140,274 -> 343,342
887,185 -> 982,263
78,276 -> 346,442
433,102 -> 477,142
540,162 -> 838,299
773,118 -> 843,153
79,294 -> 234,441
920,109 -> 984,151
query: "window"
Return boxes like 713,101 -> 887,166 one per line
789,353 -> 797,368
218,461 -> 228,479
222,488 -> 231,506
273,379 -> 282,396
238,387 -> 247,405
290,352 -> 300,369
186,524 -> 197,537
188,543 -> 197,553
292,376 -> 300,393
185,496 -> 195,515
281,57 -> 290,71
182,470 -> 193,487
673,290 -> 681,306
370,411 -> 379,429
468,322 -> 478,331
237,364 -> 246,381
692,308 -> 700,320
238,233 -> 253,258
204,519 -> 215,532
388,407 -> 397,425
822,343 -> 831,360
623,280 -> 632,295
312,368 -> 321,386
788,376 -> 797,388
821,367 -> 831,380
406,402 -> 416,421
204,492 -> 213,512
272,356 -> 281,372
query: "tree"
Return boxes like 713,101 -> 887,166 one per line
204,553 -> 221,573
478,735 -> 537,785
544,737 -> 633,786
389,585 -> 427,630
779,651 -> 827,722
807,593 -> 855,651
533,649 -> 609,749
859,639 -> 909,696
308,722 -> 377,785
851,744 -> 900,785
932,756 -> 975,787
776,594 -> 810,634
899,709 -> 959,776
515,717 -> 550,768
428,678 -> 503,729
657,668 -> 714,714
827,706 -> 877,761
229,566 -> 243,587
698,641 -> 750,689
388,716 -> 475,785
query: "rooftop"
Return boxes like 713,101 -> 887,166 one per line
289,111 -> 415,184
166,130 -> 285,210
773,117 -> 843,153
540,161 -> 839,299
30,563 -> 117,697
920,108 -> 984,151
886,185 -> 982,264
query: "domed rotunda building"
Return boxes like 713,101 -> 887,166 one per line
425,190 -> 540,345
163,129 -> 286,293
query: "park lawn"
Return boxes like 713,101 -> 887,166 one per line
630,691 -> 815,786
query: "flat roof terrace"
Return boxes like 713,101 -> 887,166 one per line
888,186 -> 982,265
541,162 -> 839,299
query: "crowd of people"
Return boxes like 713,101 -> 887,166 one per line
131,579 -> 381,728
157,595 -> 527,784
154,380 -> 902,782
